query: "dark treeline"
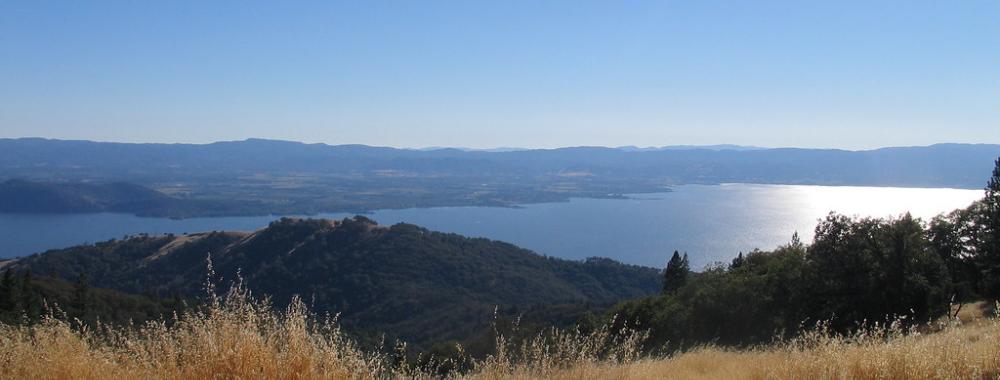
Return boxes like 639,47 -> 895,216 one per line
610,158 -> 1000,349
0,268 -> 185,326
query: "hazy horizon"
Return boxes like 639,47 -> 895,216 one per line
3,135 -> 1000,152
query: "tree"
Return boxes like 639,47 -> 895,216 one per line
929,213 -> 978,302
18,270 -> 38,321
0,269 -> 14,308
663,250 -> 690,294
0,269 -> 17,323
790,232 -> 803,250
731,252 -> 745,269
71,273 -> 91,319
982,157 -> 1000,300
807,213 -> 950,326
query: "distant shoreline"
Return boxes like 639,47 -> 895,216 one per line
0,181 -> 986,219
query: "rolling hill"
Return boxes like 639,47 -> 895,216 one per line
5,216 -> 661,347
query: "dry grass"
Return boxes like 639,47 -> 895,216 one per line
1,283 -> 998,380
0,286 -> 391,380
518,318 -> 1000,380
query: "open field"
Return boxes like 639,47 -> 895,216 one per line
1,284 -> 997,380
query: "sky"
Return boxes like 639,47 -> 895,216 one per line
1,1 -> 998,149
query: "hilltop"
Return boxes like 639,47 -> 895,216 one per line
5,216 -> 660,348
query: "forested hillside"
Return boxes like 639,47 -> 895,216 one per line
609,158 -> 1000,349
6,216 -> 660,348
0,267 -> 184,326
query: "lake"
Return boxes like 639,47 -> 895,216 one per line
0,184 -> 983,268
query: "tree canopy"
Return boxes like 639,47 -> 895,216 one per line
662,251 -> 690,294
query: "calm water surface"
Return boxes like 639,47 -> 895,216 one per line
0,184 -> 983,268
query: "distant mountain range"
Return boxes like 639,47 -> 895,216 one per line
615,144 -> 766,152
420,144 -> 765,152
4,216 -> 661,349
0,138 -> 997,217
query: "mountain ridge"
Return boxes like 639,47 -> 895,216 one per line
1,138 -> 997,218
5,137 -> 995,152
6,216 -> 662,348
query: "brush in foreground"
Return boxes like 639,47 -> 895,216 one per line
0,284 -> 997,379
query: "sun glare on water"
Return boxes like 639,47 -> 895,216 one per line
789,185 -> 983,221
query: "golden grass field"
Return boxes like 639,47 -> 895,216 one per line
1,285 -> 997,380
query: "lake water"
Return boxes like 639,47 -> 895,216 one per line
0,184 -> 983,268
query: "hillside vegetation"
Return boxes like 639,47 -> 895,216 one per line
1,282 -> 997,380
601,158 -> 1000,350
6,216 -> 660,348
0,268 -> 184,326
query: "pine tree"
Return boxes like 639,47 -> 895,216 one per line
71,273 -> 91,319
663,250 -> 690,294
731,252 -> 745,269
18,270 -> 37,321
982,157 -> 1000,300
790,231 -> 804,250
0,269 -> 17,323
986,157 -> 1000,241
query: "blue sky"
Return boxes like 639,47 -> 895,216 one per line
1,1 -> 997,149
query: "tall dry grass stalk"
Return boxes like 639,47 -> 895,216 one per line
0,283 -> 392,379
760,316 -> 1000,379
1,282 -> 998,380
518,315 -> 1000,380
